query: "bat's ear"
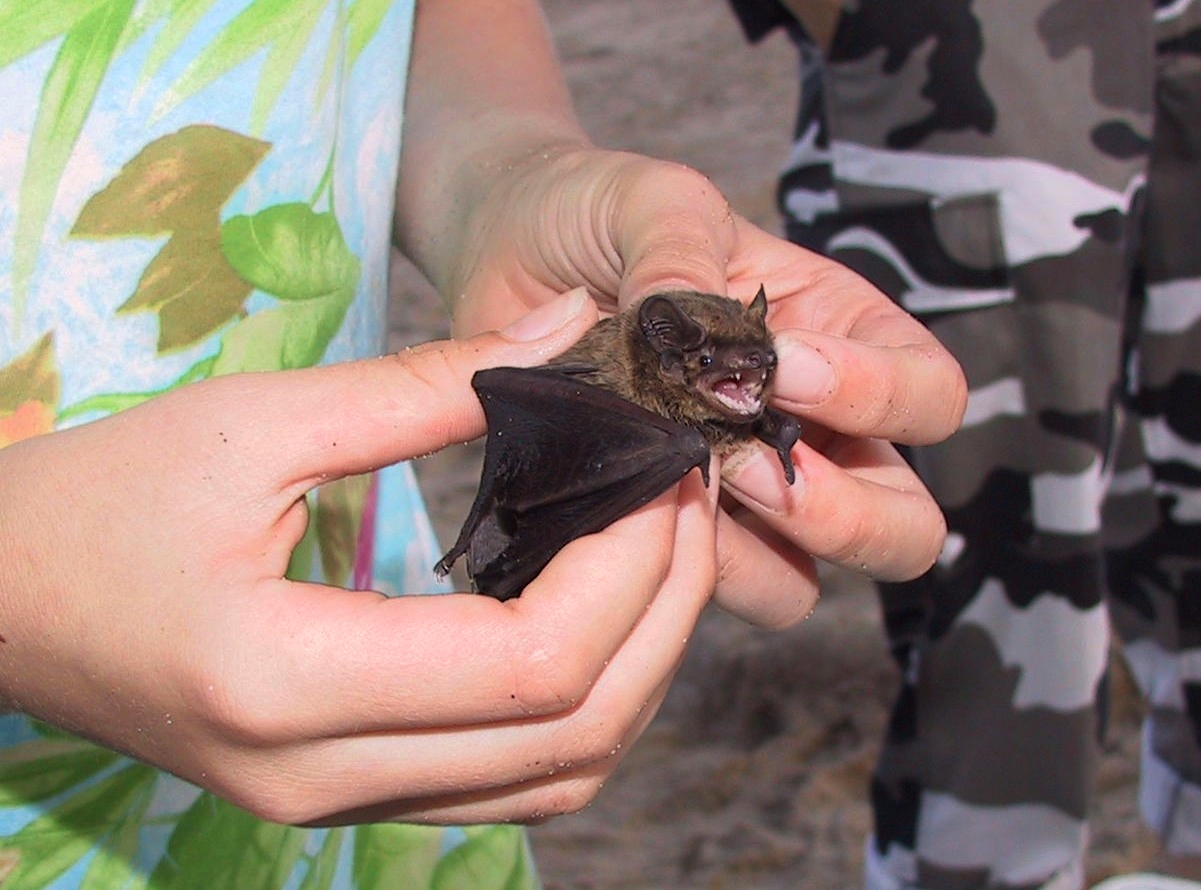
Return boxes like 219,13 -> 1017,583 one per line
748,285 -> 768,324
638,295 -> 707,363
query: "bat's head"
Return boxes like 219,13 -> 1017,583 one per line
638,286 -> 777,423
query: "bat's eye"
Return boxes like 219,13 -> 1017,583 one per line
698,354 -> 713,368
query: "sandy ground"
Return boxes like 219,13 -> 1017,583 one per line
388,1 -> 1152,886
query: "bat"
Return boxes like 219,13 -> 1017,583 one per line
434,286 -> 800,601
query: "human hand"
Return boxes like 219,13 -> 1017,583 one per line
437,147 -> 965,629
0,291 -> 719,826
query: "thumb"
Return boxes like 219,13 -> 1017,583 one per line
177,288 -> 597,494
611,160 -> 738,306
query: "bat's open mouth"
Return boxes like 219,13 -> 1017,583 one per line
705,369 -> 767,418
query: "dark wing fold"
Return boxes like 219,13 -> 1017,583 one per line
435,366 -> 710,601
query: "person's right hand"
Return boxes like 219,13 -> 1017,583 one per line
0,290 -> 719,826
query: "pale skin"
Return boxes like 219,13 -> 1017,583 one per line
0,0 -> 965,828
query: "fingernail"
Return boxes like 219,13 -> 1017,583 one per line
775,335 -> 836,406
500,288 -> 589,341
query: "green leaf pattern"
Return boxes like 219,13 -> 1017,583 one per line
0,0 -> 540,885
152,0 -> 331,132
12,0 -> 137,329
72,124 -> 270,352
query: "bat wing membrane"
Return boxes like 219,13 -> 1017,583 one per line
435,366 -> 710,601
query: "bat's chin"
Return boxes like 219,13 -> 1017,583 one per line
701,370 -> 768,419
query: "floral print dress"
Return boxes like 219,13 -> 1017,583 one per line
0,2 -> 537,886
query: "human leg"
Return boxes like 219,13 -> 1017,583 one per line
773,1 -> 1155,885
1108,4 -> 1201,874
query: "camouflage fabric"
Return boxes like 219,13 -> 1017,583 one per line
730,1 -> 1201,888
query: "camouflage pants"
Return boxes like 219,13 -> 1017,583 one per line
731,0 -> 1201,887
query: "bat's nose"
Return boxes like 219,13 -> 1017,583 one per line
741,348 -> 776,370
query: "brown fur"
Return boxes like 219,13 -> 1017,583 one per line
547,290 -> 777,458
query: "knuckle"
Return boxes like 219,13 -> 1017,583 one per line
806,262 -> 875,313
527,776 -> 609,820
568,721 -> 629,769
508,635 -> 598,716
382,345 -> 486,450
817,509 -> 875,571
855,380 -> 907,437
227,782 -> 320,826
902,343 -> 968,444
195,752 -> 319,825
942,357 -> 970,434
392,346 -> 456,405
818,487 -> 947,582
634,157 -> 720,195
898,495 -> 949,581
187,668 -> 293,748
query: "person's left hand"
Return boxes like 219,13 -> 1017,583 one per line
440,146 -> 967,628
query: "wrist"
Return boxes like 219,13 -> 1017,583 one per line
396,119 -> 591,297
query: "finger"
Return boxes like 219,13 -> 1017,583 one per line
609,159 -> 738,305
378,763 -> 617,827
318,471 -> 713,820
297,669 -> 677,827
378,666 -> 678,826
721,437 -> 946,582
711,509 -> 819,629
721,220 -> 966,443
211,475 -> 716,823
209,470 -> 712,743
771,327 -> 966,446
451,156 -> 738,334
137,289 -> 598,498
305,757 -> 618,827
300,672 -> 677,827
